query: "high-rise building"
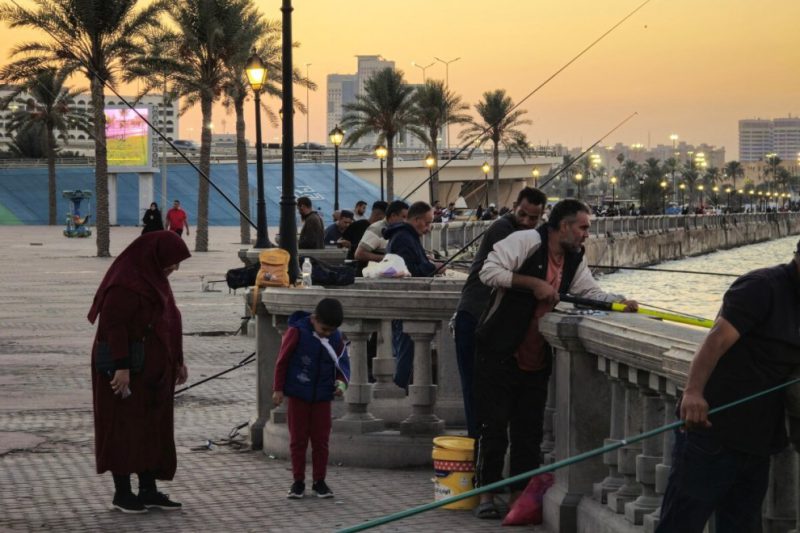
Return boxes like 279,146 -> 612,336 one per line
326,74 -> 357,137
739,116 -> 800,162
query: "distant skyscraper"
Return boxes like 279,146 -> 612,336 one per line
326,74 -> 357,137
739,116 -> 800,161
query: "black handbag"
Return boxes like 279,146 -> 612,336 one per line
94,335 -> 146,376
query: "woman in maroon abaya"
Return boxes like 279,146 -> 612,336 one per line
88,230 -> 191,513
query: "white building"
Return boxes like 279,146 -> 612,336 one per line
739,116 -> 800,162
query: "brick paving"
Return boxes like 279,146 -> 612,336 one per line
0,227 -> 511,533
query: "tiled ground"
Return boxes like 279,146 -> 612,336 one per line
0,227 -> 512,532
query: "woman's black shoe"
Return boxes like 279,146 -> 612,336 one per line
112,492 -> 147,514
139,490 -> 182,510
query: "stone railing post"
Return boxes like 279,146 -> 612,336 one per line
624,385 -> 664,524
249,311 -> 285,449
607,378 -> 643,513
432,318 -> 465,426
541,368 -> 557,464
644,387 -> 677,533
333,319 -> 384,433
593,367 -> 625,504
371,319 -> 404,399
399,320 -> 445,436
267,318 -> 289,424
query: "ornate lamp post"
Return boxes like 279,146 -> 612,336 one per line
375,145 -> 387,201
531,168 -> 540,188
575,172 -> 583,199
425,154 -> 436,202
329,124 -> 344,210
697,184 -> 705,209
610,175 -> 617,209
245,50 -> 271,248
660,180 -> 668,213
481,161 -> 490,206
725,187 -> 732,209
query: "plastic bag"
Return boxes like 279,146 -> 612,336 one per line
502,473 -> 554,526
362,253 -> 411,278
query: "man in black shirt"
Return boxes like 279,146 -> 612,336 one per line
657,241 -> 800,532
453,187 -> 547,437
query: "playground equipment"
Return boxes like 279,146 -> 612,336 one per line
63,190 -> 93,238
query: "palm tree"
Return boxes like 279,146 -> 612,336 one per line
459,89 -> 531,206
341,68 -> 419,200
724,160 -> 744,211
410,80 -> 470,203
168,0 -> 262,252
0,0 -> 165,256
0,68 -> 91,224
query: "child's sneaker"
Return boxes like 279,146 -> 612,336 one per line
312,479 -> 334,499
287,480 -> 305,499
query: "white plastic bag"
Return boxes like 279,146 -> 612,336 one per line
362,253 -> 411,278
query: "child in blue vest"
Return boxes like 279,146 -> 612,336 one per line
272,298 -> 350,499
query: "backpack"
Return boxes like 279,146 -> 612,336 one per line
251,248 -> 291,315
225,263 -> 259,291
309,257 -> 356,287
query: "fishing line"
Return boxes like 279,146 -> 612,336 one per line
337,375 -> 800,532
6,0 -> 257,229
174,352 -> 255,396
401,0 -> 654,201
591,264 -> 740,278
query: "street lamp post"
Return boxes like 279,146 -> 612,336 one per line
279,0 -> 299,281
425,154 -> 436,202
638,176 -> 645,214
670,133 -> 679,203
375,145 -> 387,201
305,63 -> 311,155
411,60 -> 435,82
531,168 -> 540,188
245,50 -> 271,249
725,187 -> 732,209
610,175 -> 617,210
697,184 -> 705,209
329,125 -> 344,211
575,173 -> 583,199
481,161 -> 490,207
679,183 -> 686,207
660,180 -> 668,213
434,56 -> 460,151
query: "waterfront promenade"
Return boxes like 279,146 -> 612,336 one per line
0,227 -> 508,533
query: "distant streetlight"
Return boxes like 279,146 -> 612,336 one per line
412,60 -> 435,82
329,124 -> 345,210
712,185 -> 719,206
679,182 -> 686,206
697,183 -> 705,208
305,63 -> 311,154
638,175 -> 645,213
670,133 -> 679,202
245,49 -> 271,248
481,161 -> 490,206
375,145 -> 387,201
660,180 -> 668,213
531,168 -> 540,188
610,175 -> 617,209
425,154 -> 436,202
575,172 -> 583,199
434,56 -> 461,150
725,186 -> 732,208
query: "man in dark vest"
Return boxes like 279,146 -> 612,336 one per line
471,198 -> 638,519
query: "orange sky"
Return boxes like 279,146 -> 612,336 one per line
3,0 -> 800,159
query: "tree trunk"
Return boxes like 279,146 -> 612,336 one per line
234,95 -> 251,245
91,76 -> 110,257
386,134 -> 395,200
196,95 -> 212,252
46,124 -> 57,225
492,139 -> 500,206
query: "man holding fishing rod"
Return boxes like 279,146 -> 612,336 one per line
657,240 -> 800,532
471,198 -> 638,518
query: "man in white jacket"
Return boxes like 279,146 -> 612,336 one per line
471,198 -> 637,519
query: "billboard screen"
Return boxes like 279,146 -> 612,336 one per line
105,106 -> 156,172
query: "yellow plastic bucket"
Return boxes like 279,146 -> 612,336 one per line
432,436 -> 479,510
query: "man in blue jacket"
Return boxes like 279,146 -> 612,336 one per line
384,201 -> 445,388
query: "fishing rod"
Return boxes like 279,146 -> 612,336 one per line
560,294 -> 714,329
431,112 -> 637,275
590,264 -> 740,278
401,0 -> 654,202
174,352 -> 255,396
5,0 -> 257,230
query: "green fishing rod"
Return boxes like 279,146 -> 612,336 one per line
560,294 -> 714,329
337,375 -> 800,532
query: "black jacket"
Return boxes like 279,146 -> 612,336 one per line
385,222 -> 436,277
141,209 -> 164,234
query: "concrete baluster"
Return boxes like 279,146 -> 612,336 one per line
541,366 -> 557,464
267,319 -> 289,425
333,319 -> 384,433
607,380 -> 643,513
372,319 -> 404,399
432,318 -> 465,426
625,387 -> 664,524
593,370 -> 625,503
249,311 -> 286,449
399,320 -> 445,435
644,389 -> 676,533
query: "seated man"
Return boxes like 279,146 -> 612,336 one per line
384,201 -> 444,389
343,201 -> 387,261
324,210 -> 354,249
354,200 -> 408,267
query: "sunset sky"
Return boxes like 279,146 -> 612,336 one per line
2,0 -> 799,160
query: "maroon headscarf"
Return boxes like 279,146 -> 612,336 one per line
88,232 -> 191,360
